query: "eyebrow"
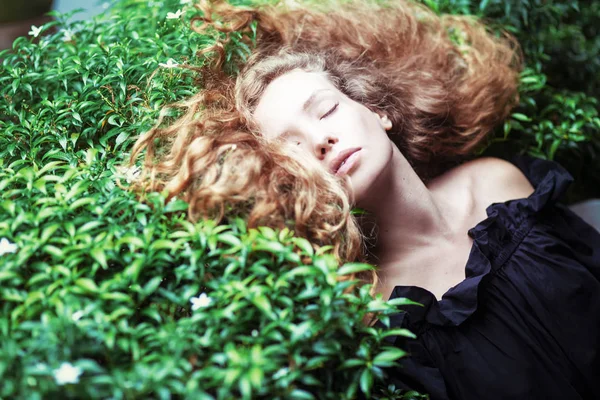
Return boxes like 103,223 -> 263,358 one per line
302,88 -> 330,112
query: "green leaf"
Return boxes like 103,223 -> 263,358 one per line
100,292 -> 132,303
239,376 -> 252,399
42,245 -> 64,258
76,278 -> 99,293
11,78 -> 20,94
164,198 -> 189,213
91,248 -> 108,269
380,328 -> 417,339
359,369 -> 373,396
387,297 -> 424,307
217,233 -> 242,247
337,262 -> 375,276
118,235 -> 145,249
0,271 -> 19,282
248,367 -> 263,388
511,113 -> 532,122
289,389 -> 316,400
339,358 -> 365,369
373,348 -> 408,364
284,266 -> 317,278
40,224 -> 61,242
548,138 -> 562,160
124,257 -> 144,282
78,221 -> 104,234
291,237 -> 314,256
479,0 -> 491,13
109,307 -> 134,321
69,197 -> 95,211
253,241 -> 286,254
257,226 -> 277,240
252,294 -> 274,318
150,239 -> 176,251
143,276 -> 163,296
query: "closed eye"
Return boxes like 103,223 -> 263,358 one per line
320,103 -> 339,120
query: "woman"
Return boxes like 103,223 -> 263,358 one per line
129,0 -> 600,399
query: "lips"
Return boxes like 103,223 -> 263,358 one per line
330,147 -> 361,174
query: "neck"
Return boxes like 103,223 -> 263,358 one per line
357,146 -> 456,268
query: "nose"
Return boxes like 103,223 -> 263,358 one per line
313,134 -> 338,160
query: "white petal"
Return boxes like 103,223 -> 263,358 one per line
166,10 -> 183,19
0,238 -> 17,256
29,26 -> 42,37
190,293 -> 212,310
54,362 -> 82,385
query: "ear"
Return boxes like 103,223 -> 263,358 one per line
377,113 -> 393,131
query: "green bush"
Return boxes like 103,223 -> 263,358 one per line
0,0 -> 598,398
0,1 -> 424,399
424,0 -> 600,202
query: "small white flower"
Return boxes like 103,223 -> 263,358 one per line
251,329 -> 258,337
180,0 -> 192,4
159,59 -> 179,69
53,362 -> 83,385
62,29 -> 74,42
273,367 -> 289,380
190,293 -> 212,310
166,9 -> 184,19
29,25 -> 43,38
0,238 -> 17,256
71,311 -> 84,321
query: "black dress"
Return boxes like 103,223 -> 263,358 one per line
374,156 -> 600,400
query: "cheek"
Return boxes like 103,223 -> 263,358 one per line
352,105 -> 381,136
329,105 -> 371,138
283,141 -> 314,160
281,144 -> 326,172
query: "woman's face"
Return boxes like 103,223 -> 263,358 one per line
252,69 -> 394,205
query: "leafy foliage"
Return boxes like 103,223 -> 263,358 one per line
0,0 -> 598,398
419,0 -> 600,201
0,0 -> 424,398
0,166 -> 419,398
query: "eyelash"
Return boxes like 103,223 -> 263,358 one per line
320,103 -> 339,120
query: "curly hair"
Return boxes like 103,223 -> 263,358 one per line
129,0 -> 522,325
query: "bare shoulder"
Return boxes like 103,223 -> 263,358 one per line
462,157 -> 535,204
428,157 -> 535,210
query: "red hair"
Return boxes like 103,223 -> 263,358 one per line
129,0 -> 522,325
